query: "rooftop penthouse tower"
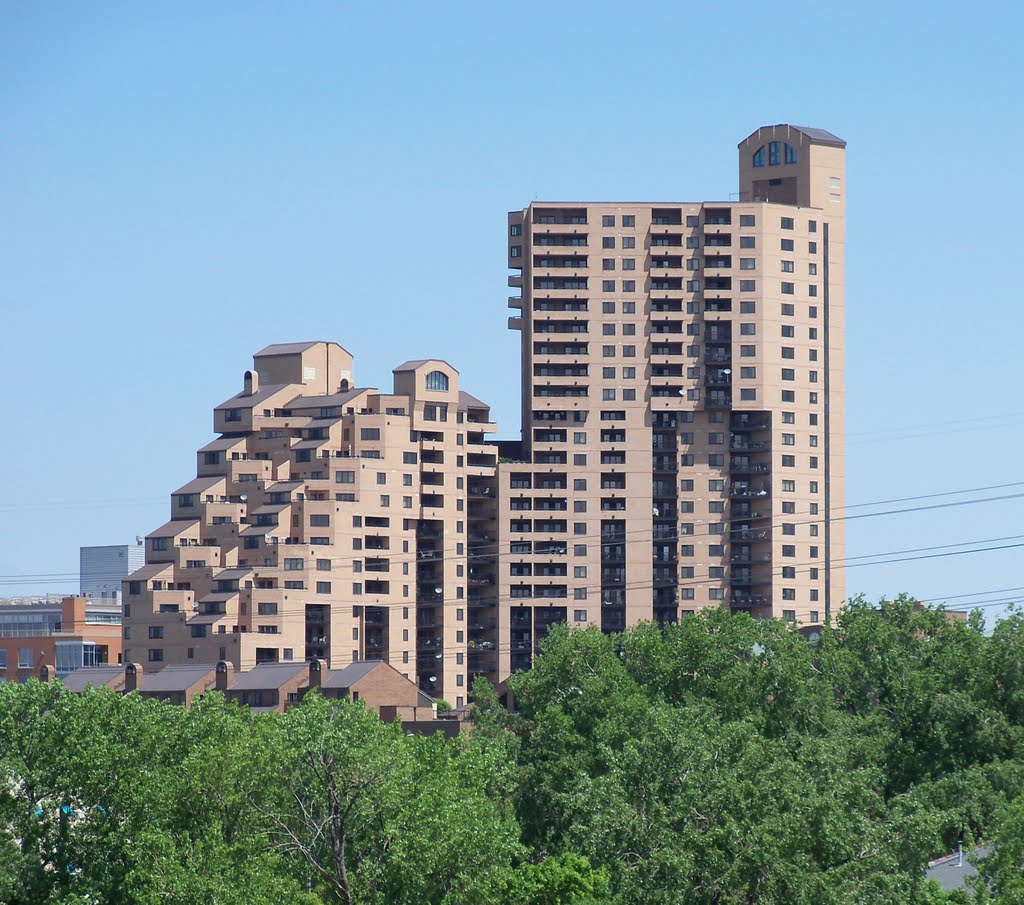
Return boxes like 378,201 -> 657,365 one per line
499,125 -> 846,675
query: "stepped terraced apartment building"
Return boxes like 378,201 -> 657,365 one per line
125,124 -> 846,690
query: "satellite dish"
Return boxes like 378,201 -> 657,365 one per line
239,494 -> 247,502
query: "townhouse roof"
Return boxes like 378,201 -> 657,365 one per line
61,666 -> 124,692
321,660 -> 381,688
228,661 -> 309,691
137,663 -> 218,693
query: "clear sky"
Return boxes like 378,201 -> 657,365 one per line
2,2 -> 1023,623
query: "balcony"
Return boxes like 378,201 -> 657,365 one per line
730,460 -> 771,474
730,483 -> 771,498
730,529 -> 770,542
730,440 -> 769,452
705,348 -> 731,364
729,552 -> 772,565
706,393 -> 732,409
705,371 -> 732,387
731,416 -> 770,431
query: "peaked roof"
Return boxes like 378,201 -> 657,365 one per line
458,390 -> 489,412
61,666 -> 124,693
255,341 -> 321,356
740,124 -> 846,149
228,661 -> 309,690
321,660 -> 386,688
789,125 -> 846,146
137,663 -> 218,693
393,359 -> 458,374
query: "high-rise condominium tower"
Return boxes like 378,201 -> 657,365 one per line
123,342 -> 499,707
497,124 -> 845,676
125,124 -> 845,690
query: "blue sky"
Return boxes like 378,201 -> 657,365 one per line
2,2 -> 1023,622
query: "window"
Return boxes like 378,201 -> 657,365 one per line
740,345 -> 756,357
623,215 -> 635,227
622,258 -> 635,271
147,649 -> 163,663
623,280 -> 635,292
752,146 -> 765,167
602,214 -> 615,227
510,223 -> 521,236
780,217 -> 794,230
782,454 -> 796,467
782,347 -> 795,359
258,602 -> 278,615
740,214 -> 755,227
740,279 -> 755,292
510,245 -> 521,257
740,258 -> 755,270
740,323 -> 756,335
574,610 -> 588,622
426,371 -> 449,391
781,260 -> 795,273
284,558 -> 304,571
740,301 -> 756,313
622,237 -> 635,249
602,280 -> 615,292
602,258 -> 615,271
782,368 -> 795,381
740,366 -> 756,378
785,143 -> 797,164
768,142 -> 781,166
316,581 -> 332,594
360,428 -> 380,441
602,237 -> 615,249
781,282 -> 795,295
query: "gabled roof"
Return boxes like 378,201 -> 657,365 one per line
214,383 -> 295,411
198,436 -> 247,452
172,476 -> 224,495
321,660 -> 386,689
228,661 -> 308,691
789,125 -> 846,146
393,359 -> 458,374
458,390 -> 489,412
255,341 -> 321,356
126,562 -> 175,580
137,663 -> 218,694
146,519 -> 199,538
288,389 -> 370,410
61,666 -> 124,693
740,124 -> 846,149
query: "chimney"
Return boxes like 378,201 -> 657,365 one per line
215,660 -> 234,693
243,369 -> 259,396
38,664 -> 55,683
62,596 -> 87,632
124,663 -> 143,693
308,658 -> 327,690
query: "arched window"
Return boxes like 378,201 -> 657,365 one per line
426,370 -> 449,392
752,146 -> 765,167
785,143 -> 797,164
